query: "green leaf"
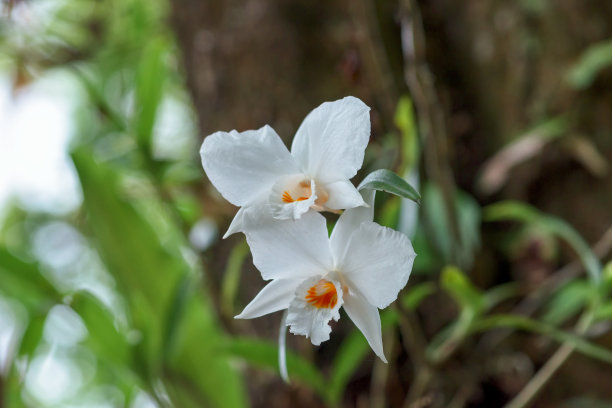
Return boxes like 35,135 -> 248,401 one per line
358,169 -> 421,204
542,280 -> 592,326
426,266 -> 482,363
378,195 -> 401,229
600,262 -> 612,295
72,148 -> 187,323
483,201 -> 602,284
567,39 -> 612,90
70,292 -> 140,394
71,67 -> 126,132
441,265 -> 484,313
71,292 -> 130,366
168,292 -> 248,408
455,190 -> 481,269
422,184 -> 480,269
0,247 -> 61,311
72,148 -> 246,407
17,314 -> 46,359
223,337 -> 326,398
483,200 -> 542,224
422,184 -> 452,262
594,302 -> 612,321
134,38 -> 168,153
394,95 -> 419,172
410,227 -> 441,274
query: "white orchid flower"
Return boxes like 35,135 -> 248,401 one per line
200,96 -> 371,237
235,191 -> 416,362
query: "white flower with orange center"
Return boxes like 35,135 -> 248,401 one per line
200,96 -> 371,237
235,192 -> 416,362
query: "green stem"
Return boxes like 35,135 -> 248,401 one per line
427,310 -> 474,364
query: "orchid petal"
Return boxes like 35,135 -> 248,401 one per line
243,211 -> 333,281
201,125 -> 299,206
340,222 -> 416,309
223,207 -> 246,238
330,189 -> 375,265
223,201 -> 271,237
235,279 -> 299,319
323,180 -> 366,211
343,287 -> 387,363
286,276 -> 344,346
291,96 -> 370,183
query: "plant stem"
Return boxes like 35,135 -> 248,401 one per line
503,313 -> 593,408
396,306 -> 435,407
504,343 -> 574,408
402,367 -> 433,408
278,310 -> 289,384
370,331 -> 394,408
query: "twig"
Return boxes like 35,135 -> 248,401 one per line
370,328 -> 395,408
396,305 -> 428,367
504,343 -> 574,408
447,380 -> 475,408
395,306 -> 435,408
503,313 -> 593,408
403,367 -> 434,408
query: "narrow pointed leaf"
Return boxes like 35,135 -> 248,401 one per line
484,201 -> 602,283
358,169 -> 421,204
134,38 -> 168,153
0,247 -> 61,310
71,148 -> 246,408
441,265 -> 484,313
567,39 -> 612,90
224,337 -> 326,398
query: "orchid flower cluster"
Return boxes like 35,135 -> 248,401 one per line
200,96 -> 416,364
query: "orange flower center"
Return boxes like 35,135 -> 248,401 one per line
305,279 -> 338,309
281,180 -> 312,203
281,179 -> 329,208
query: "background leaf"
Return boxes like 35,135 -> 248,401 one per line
72,148 -> 246,408
134,38 -> 168,154
224,337 -> 326,398
567,39 -> 612,89
484,201 -> 602,283
441,265 -> 484,314
358,169 -> 421,204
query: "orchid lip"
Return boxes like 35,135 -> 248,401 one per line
278,176 -> 329,209
305,279 -> 338,309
